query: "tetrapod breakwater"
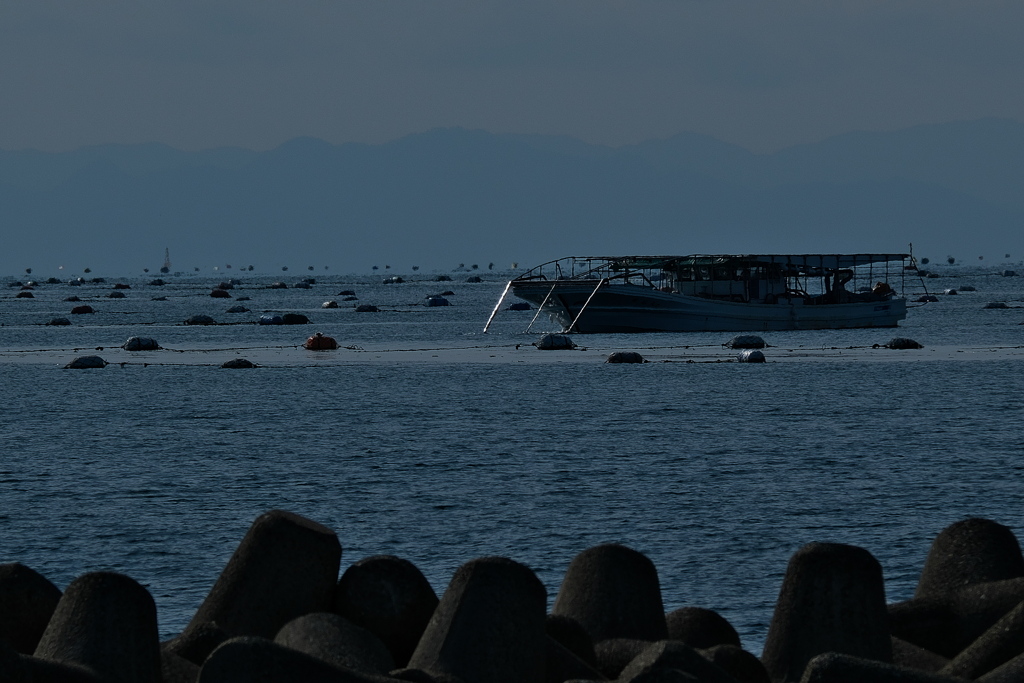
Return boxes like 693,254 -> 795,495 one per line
3,511 -> 1024,682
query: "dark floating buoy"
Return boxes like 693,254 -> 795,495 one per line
303,332 -> 339,351
258,314 -> 284,325
151,296 -> 168,301
886,337 -> 924,350
606,351 -> 646,364
914,295 -> 939,303
342,296 -> 358,302
221,358 -> 257,369
425,296 -> 450,307
943,288 -> 958,295
434,275 -> 452,282
108,291 -> 125,299
210,289 -> 232,298
355,305 -> 380,313
47,317 -> 72,326
725,335 -> 766,349
70,305 -> 94,315
268,282 -> 287,289
466,275 -> 482,283
321,300 -> 339,309
959,285 -> 977,292
122,337 -> 161,351
282,313 -> 309,325
382,276 -> 403,284
65,355 -> 107,369
440,290 -> 455,296
113,283 -> 131,290
737,349 -> 766,363
184,314 -> 217,326
226,305 -> 250,313
1003,270 -> 1017,277
15,291 -> 33,298
507,302 -> 531,311
337,290 -> 356,296
149,279 -> 166,286
534,334 -> 576,350
64,296 -> 81,302
984,302 -> 1009,309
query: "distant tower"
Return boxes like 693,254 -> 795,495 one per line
161,248 -> 172,274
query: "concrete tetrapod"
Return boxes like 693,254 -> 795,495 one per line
940,598 -> 1024,679
0,563 -> 62,654
915,518 -> 1024,600
666,607 -> 741,650
798,652 -> 967,683
890,576 -> 1024,658
760,543 -> 891,683
551,543 -> 668,643
616,640 -> 737,683
33,571 -> 161,683
198,636 -> 384,683
274,612 -> 395,676
407,556 -> 547,683
333,555 -> 440,668
181,510 -> 341,642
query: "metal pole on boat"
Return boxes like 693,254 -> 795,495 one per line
525,282 -> 559,334
566,278 -> 606,333
482,281 -> 513,333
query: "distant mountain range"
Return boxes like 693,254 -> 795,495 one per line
2,118 -> 1022,276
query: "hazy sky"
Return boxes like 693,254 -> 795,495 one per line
2,1 -> 1022,153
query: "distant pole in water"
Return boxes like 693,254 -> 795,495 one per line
162,248 -> 172,274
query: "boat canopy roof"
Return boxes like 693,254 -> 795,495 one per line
586,254 -> 910,271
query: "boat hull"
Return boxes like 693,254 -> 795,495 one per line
511,282 -> 907,333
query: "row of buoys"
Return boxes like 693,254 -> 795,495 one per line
65,333 -> 342,369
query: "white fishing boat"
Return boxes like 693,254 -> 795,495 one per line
484,254 -> 912,333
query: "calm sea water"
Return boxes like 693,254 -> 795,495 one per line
2,266 -> 1024,654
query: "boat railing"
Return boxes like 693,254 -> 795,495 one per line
514,257 -> 661,287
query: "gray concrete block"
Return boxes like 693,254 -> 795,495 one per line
891,637 -> 949,673
33,572 -> 161,683
0,563 -> 62,654
275,612 -> 395,675
915,519 -> 1024,600
594,638 -> 650,679
798,652 -> 969,683
408,556 -> 547,683
197,636 -> 385,683
184,510 -> 342,640
666,608 -> 741,650
761,543 -> 891,683
616,640 -> 737,683
544,636 -> 606,683
546,614 -> 597,668
162,622 -> 229,667
552,544 -> 667,643
333,555 -> 438,668
701,644 -> 770,683
940,598 -> 1024,679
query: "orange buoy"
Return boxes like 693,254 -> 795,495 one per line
303,332 -> 338,350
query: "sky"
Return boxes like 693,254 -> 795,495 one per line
2,0 -> 1023,154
